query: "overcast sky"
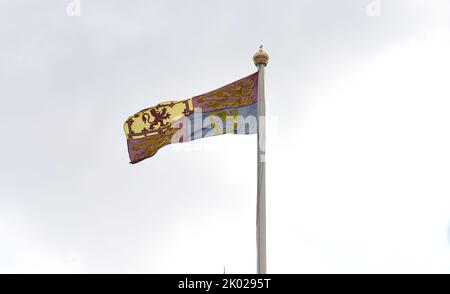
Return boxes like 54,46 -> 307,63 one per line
1,0 -> 450,273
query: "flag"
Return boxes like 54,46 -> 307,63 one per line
124,72 -> 258,163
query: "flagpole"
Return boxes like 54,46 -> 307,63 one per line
253,46 -> 269,274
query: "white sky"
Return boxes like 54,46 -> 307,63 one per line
1,0 -> 450,273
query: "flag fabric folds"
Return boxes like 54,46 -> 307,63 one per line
124,72 -> 258,163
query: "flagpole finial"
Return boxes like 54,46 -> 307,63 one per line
253,46 -> 269,67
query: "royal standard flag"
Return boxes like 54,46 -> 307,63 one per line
124,72 -> 258,163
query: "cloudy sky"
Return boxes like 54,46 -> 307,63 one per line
1,0 -> 450,273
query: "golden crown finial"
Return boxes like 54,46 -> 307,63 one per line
253,45 -> 269,67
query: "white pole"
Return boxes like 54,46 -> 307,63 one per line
254,46 -> 268,274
